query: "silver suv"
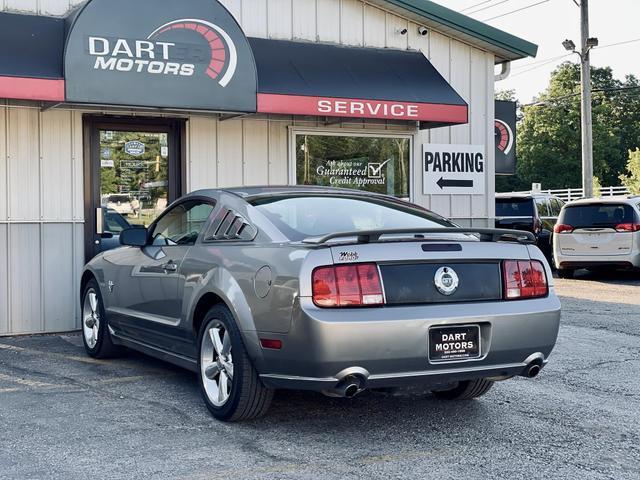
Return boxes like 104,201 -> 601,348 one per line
553,196 -> 640,278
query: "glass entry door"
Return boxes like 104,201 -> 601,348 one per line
85,118 -> 183,261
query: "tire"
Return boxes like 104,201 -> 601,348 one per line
557,269 -> 574,279
81,278 -> 121,358
432,378 -> 494,400
197,305 -> 273,422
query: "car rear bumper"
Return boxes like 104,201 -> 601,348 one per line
253,294 -> 561,391
554,252 -> 640,269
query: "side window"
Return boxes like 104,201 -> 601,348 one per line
535,198 -> 550,217
150,200 -> 215,246
550,198 -> 563,217
204,207 -> 257,241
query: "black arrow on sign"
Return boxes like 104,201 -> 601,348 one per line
437,177 -> 474,189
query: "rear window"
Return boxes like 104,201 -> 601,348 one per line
496,198 -> 534,217
251,195 -> 453,241
560,203 -> 636,228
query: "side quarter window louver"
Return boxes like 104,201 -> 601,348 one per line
204,208 -> 257,241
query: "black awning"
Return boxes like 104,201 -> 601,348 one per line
250,37 -> 468,128
0,12 -> 65,101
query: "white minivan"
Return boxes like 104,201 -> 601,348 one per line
553,197 -> 640,278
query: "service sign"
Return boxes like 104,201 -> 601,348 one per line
423,144 -> 486,195
64,0 -> 257,112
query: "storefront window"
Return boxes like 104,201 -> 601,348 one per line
295,133 -> 411,198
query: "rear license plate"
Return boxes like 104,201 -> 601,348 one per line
429,325 -> 481,361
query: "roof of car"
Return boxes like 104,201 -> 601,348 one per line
495,192 -> 557,199
188,185 -> 391,201
564,196 -> 640,206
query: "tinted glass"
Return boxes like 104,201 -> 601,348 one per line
103,209 -> 131,233
535,198 -> 550,216
151,200 -> 214,246
495,198 -> 534,216
550,198 -> 564,216
560,203 -> 636,228
252,196 -> 453,241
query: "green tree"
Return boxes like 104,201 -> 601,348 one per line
499,62 -> 640,191
619,148 -> 640,194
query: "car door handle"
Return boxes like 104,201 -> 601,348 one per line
162,261 -> 178,273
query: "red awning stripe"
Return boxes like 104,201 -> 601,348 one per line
257,93 -> 468,124
0,76 -> 65,101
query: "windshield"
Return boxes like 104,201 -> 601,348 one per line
251,195 -> 454,241
560,203 -> 636,229
495,198 -> 534,217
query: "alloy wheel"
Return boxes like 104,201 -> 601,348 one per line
201,322 -> 234,407
82,289 -> 100,349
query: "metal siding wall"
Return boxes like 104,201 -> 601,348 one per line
1,0 -> 497,334
0,104 -> 83,335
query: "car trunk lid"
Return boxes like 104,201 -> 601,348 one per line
328,237 -> 531,305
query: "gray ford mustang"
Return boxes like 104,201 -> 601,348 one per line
80,186 -> 561,421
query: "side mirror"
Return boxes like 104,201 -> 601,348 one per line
120,227 -> 148,247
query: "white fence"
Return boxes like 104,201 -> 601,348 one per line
510,186 -> 630,202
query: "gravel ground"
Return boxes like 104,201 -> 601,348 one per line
0,270 -> 639,480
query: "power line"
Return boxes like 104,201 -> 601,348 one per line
461,0 -> 496,12
482,0 -> 550,21
511,53 -> 573,71
597,37 -> 640,50
510,55 -> 573,77
465,0 -> 512,15
522,86 -> 640,107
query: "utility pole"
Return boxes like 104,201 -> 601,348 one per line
579,0 -> 594,198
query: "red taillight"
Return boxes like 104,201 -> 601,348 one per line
312,263 -> 384,308
615,223 -> 640,232
554,223 -> 574,234
260,338 -> 282,350
502,260 -> 548,300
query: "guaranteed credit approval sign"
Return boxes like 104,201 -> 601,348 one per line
423,144 -> 486,195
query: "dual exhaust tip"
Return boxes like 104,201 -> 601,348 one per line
324,375 -> 365,398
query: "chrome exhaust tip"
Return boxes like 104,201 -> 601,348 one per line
527,364 -> 541,378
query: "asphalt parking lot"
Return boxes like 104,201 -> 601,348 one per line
1,271 -> 639,480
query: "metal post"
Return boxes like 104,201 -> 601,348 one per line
580,0 -> 594,198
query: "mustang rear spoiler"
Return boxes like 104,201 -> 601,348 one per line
302,228 -> 536,245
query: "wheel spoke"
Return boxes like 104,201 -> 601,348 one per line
88,292 -> 98,314
209,327 -> 224,356
218,371 -> 228,403
221,331 -> 231,356
204,362 -> 220,380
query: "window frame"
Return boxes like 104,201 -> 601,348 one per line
288,128 -> 415,202
146,196 -> 217,247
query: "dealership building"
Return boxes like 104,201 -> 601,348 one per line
0,0 -> 535,335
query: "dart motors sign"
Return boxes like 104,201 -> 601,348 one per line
64,0 -> 256,112
423,144 -> 486,195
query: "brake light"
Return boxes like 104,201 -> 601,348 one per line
554,223 -> 574,234
312,263 -> 384,307
615,223 -> 640,232
502,260 -> 548,300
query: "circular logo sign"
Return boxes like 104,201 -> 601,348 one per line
434,266 -> 459,296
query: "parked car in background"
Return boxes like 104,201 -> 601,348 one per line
81,186 -> 560,422
104,194 -> 134,216
495,193 -> 565,265
553,197 -> 640,278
